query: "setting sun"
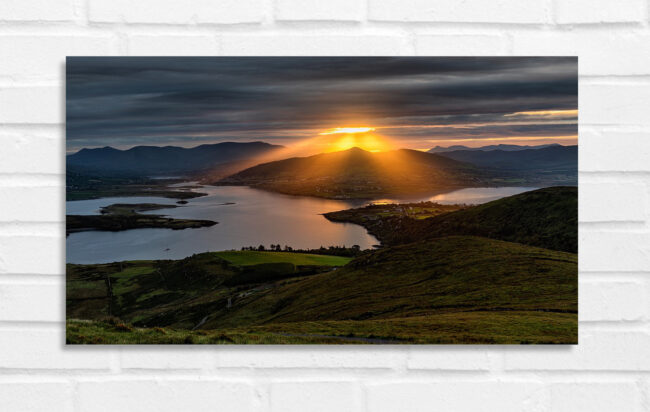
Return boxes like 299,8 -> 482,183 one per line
318,127 -> 393,153
319,127 -> 376,135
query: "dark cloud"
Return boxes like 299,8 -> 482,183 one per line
66,57 -> 577,151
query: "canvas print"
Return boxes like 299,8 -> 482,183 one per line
66,57 -> 577,344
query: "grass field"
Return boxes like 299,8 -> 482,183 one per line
68,309 -> 577,344
67,236 -> 577,344
213,251 -> 352,266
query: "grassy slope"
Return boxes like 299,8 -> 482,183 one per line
214,251 -> 352,266
391,187 -> 577,252
68,236 -> 577,344
67,251 -> 351,331
207,236 -> 576,326
327,186 -> 577,253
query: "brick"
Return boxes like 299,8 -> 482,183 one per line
505,331 -> 650,370
127,35 -> 218,55
512,31 -> 650,75
271,382 -> 361,412
0,329 -> 111,369
216,347 -> 406,368
0,0 -> 75,22
407,347 -> 491,370
76,380 -> 255,412
0,236 -> 63,275
581,83 -> 650,125
0,127 -> 63,174
0,382 -> 73,412
579,129 -> 650,171
554,0 -> 645,24
366,382 -> 546,412
579,182 -> 646,222
579,281 -> 646,321
0,87 -> 61,124
579,232 -> 650,272
220,34 -> 410,55
0,283 -> 62,322
275,0 -> 364,21
0,187 -> 63,222
0,36 -> 115,81
120,348 -> 212,369
368,0 -> 549,23
89,0 -> 264,24
548,382 -> 643,412
415,34 -> 507,55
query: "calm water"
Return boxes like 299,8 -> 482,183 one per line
66,185 -> 537,264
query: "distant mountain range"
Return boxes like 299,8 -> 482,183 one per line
218,147 -> 491,199
428,143 -> 561,153
435,145 -> 577,171
67,142 -> 284,176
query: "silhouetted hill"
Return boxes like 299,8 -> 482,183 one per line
428,143 -> 560,153
435,145 -> 577,171
66,142 -> 284,176
218,147 -> 492,199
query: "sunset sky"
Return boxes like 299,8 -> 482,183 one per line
66,57 -> 577,153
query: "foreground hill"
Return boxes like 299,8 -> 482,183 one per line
436,145 -> 577,171
67,141 -> 283,175
218,147 -> 491,199
326,186 -> 577,253
67,236 -> 577,344
391,186 -> 577,252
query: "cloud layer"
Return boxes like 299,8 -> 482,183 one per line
66,57 -> 577,152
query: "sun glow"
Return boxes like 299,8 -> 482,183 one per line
319,127 -> 376,135
317,127 -> 393,153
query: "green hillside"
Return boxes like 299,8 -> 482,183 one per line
327,186 -> 577,253
67,236 -> 577,344
392,187 -> 577,252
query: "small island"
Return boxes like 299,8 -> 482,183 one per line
66,203 -> 217,235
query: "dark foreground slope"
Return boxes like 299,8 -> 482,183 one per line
67,236 -> 577,344
326,186 -> 577,253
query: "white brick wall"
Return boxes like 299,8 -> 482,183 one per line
0,0 -> 647,410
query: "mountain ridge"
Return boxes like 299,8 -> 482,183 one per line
67,141 -> 284,175
435,145 -> 577,171
428,143 -> 562,153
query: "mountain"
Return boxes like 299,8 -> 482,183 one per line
218,147 -> 492,199
66,142 -> 284,176
387,186 -> 577,252
435,145 -> 577,171
428,143 -> 560,153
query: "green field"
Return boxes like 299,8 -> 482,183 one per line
213,251 -> 352,266
67,236 -> 577,344
68,309 -> 577,344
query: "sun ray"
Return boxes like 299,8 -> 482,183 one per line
319,127 -> 375,135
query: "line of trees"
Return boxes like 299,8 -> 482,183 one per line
240,244 -> 363,257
